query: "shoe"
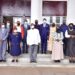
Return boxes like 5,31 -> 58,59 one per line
2,60 -> 6,62
69,60 -> 73,63
12,59 -> 15,62
16,59 -> 18,62
0,60 -> 3,62
30,60 -> 37,63
54,60 -> 60,63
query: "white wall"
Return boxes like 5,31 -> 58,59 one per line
67,0 -> 75,24
43,0 -> 68,1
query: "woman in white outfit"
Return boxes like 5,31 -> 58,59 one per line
52,27 -> 64,62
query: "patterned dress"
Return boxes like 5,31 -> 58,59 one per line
48,26 -> 56,51
52,32 -> 64,60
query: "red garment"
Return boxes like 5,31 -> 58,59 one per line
21,26 -> 24,39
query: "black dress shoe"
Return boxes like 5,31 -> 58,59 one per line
0,60 -> 3,62
73,60 -> 75,63
54,60 -> 60,63
2,60 -> 6,62
69,60 -> 73,63
30,60 -> 37,63
16,59 -> 18,62
12,59 -> 15,62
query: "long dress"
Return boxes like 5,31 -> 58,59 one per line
9,32 -> 22,56
52,32 -> 64,60
48,26 -> 56,51
65,30 -> 75,57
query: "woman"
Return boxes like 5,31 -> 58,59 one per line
48,23 -> 56,53
52,26 -> 64,62
65,23 -> 75,63
9,26 -> 22,62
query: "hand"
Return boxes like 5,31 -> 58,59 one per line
56,39 -> 60,42
20,42 -> 22,48
47,36 -> 49,40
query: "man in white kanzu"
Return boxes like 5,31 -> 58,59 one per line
27,23 -> 41,63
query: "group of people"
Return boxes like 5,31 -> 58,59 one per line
0,18 -> 75,63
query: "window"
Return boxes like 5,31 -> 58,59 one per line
63,16 -> 66,23
13,17 -> 23,26
56,16 -> 60,24
50,16 -> 53,24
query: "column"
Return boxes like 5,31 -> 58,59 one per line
67,0 -> 75,24
31,0 -> 42,24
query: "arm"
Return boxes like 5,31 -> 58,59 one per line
37,30 -> 41,44
65,30 -> 70,38
21,26 -> 24,39
60,32 -> 64,40
53,32 -> 57,40
27,30 -> 30,45
3,29 -> 9,40
47,25 -> 50,40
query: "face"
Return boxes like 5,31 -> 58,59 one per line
35,20 -> 38,24
43,20 -> 46,24
7,22 -> 10,26
17,22 -> 20,26
31,25 -> 34,29
13,29 -> 17,33
1,24 -> 5,28
24,21 -> 28,25
52,24 -> 55,27
69,24 -> 73,29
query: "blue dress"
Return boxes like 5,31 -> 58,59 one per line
9,32 -> 22,56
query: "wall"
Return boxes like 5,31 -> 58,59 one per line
67,0 -> 75,24
0,0 -> 67,17
43,1 -> 67,16
0,0 -> 31,16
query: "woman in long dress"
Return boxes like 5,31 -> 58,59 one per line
65,23 -> 75,63
52,27 -> 64,62
9,27 -> 22,62
48,23 -> 56,53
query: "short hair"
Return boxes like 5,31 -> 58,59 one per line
43,18 -> 47,21
17,21 -> 20,23
31,23 -> 34,26
24,19 -> 27,22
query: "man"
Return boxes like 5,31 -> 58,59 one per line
6,21 -> 11,53
40,18 -> 50,54
60,22 -> 68,55
0,23 -> 8,62
35,20 -> 40,29
27,23 -> 41,63
34,20 -> 41,53
22,19 -> 30,53
16,21 -> 21,33
6,21 -> 11,32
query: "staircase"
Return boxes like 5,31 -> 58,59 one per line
0,54 -> 75,67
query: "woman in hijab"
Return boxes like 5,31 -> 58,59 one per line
65,23 -> 75,63
52,25 -> 64,62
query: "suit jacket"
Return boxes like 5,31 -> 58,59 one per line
40,23 -> 50,40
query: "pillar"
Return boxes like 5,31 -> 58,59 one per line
31,0 -> 42,24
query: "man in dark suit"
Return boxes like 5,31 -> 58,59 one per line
60,22 -> 68,55
22,19 -> 30,53
40,18 -> 50,54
